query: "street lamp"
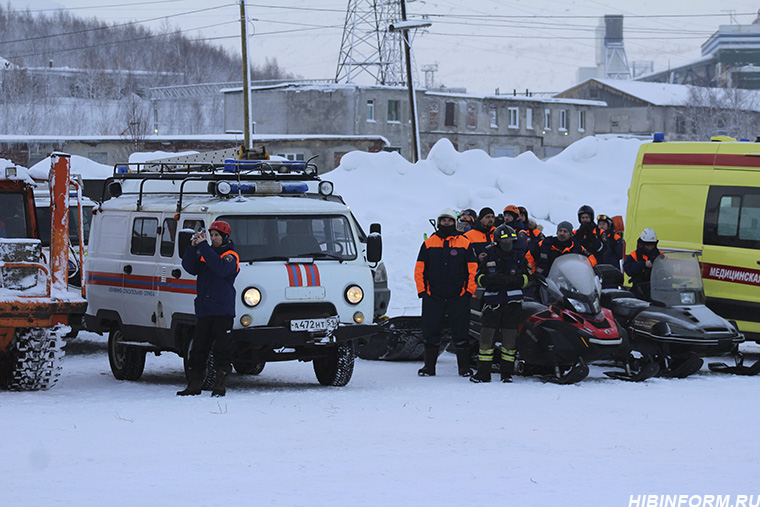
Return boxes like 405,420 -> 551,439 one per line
389,18 -> 432,163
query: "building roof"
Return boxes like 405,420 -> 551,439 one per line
557,78 -> 694,106
557,77 -> 760,112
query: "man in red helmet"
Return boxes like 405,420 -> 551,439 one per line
177,220 -> 240,397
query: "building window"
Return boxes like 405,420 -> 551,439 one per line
526,108 -> 533,130
489,105 -> 498,128
366,100 -> 375,122
494,147 -> 516,158
276,153 -> 305,161
444,102 -> 456,127
559,110 -> 568,131
508,107 -> 519,129
467,103 -> 477,128
544,109 -> 552,130
429,102 -> 439,129
387,100 -> 400,122
589,87 -> 600,99
578,110 -> 586,132
676,116 -> 687,134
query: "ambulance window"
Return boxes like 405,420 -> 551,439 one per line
738,194 -> 760,241
131,217 -> 158,255
160,218 -> 177,257
706,186 -> 760,249
717,196 -> 740,237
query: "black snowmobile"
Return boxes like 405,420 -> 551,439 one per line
358,316 -> 451,361
599,251 -> 752,378
515,254 -> 658,384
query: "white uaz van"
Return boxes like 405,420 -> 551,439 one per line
84,157 -> 384,387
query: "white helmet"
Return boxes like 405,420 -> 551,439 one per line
640,228 -> 658,242
438,208 -> 457,222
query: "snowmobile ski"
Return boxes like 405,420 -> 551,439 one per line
603,361 -> 660,382
541,362 -> 589,385
708,357 -> 760,376
659,356 -> 703,379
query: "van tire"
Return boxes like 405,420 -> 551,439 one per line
233,360 -> 265,375
313,340 -> 355,386
108,327 -> 146,381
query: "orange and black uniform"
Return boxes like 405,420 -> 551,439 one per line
415,230 -> 477,347
623,242 -> 662,300
527,236 -> 597,275
464,223 -> 495,258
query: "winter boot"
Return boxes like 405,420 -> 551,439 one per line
500,348 -> 516,383
418,344 -> 439,377
177,378 -> 203,396
211,371 -> 229,397
470,360 -> 493,383
455,346 -> 474,377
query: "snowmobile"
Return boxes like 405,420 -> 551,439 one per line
516,254 -> 658,384
599,251 -> 751,378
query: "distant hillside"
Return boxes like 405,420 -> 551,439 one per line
0,5 -> 293,135
0,4 -> 291,90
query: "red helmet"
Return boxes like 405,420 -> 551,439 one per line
209,220 -> 231,236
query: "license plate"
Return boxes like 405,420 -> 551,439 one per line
290,316 -> 339,332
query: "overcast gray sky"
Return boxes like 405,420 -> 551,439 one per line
10,0 -> 760,94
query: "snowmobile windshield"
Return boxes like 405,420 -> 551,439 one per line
543,254 -> 601,309
650,252 -> 706,307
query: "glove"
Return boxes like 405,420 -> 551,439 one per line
506,273 -> 526,288
483,272 -> 509,289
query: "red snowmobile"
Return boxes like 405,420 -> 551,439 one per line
516,254 -> 659,383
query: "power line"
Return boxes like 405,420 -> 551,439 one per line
0,4 -> 236,46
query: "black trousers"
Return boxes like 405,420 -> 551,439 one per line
188,315 -> 234,379
421,294 -> 470,348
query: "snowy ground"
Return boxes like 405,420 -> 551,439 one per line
2,333 -> 759,506
3,136 -> 760,505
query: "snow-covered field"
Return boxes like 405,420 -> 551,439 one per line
2,135 -> 760,505
3,334 -> 759,506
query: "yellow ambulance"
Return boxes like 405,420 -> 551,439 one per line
625,136 -> 760,341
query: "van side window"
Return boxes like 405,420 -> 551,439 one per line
705,186 -> 760,249
160,218 -> 177,257
131,217 -> 158,255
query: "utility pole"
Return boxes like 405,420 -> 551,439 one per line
390,1 -> 430,163
240,0 -> 253,154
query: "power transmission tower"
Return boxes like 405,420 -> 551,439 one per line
335,0 -> 406,85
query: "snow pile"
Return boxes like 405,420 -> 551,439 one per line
28,155 -> 113,180
330,135 -> 646,315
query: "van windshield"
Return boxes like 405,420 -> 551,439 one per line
219,214 -> 358,262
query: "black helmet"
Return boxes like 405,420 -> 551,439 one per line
577,204 -> 595,223
493,224 -> 517,252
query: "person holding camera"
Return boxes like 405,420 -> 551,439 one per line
177,221 -> 240,397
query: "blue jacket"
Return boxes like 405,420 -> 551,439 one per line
476,244 -> 532,305
182,239 -> 240,317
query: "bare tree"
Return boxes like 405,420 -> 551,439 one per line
678,86 -> 760,141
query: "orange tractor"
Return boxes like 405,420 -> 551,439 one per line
0,153 -> 87,390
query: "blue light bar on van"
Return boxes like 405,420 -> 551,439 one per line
653,133 -> 665,143
226,181 -> 308,195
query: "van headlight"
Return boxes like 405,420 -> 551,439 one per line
242,287 -> 262,307
344,285 -> 364,304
